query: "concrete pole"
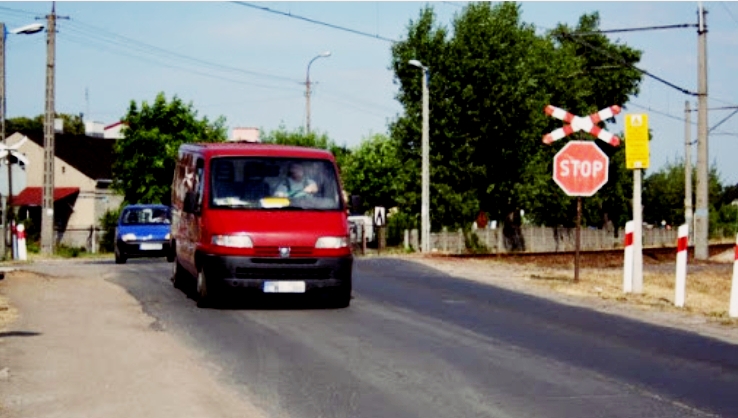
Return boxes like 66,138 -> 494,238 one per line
684,101 -> 693,242
694,2 -> 710,260
633,168 -> 644,293
421,67 -> 430,253
41,4 -> 57,255
0,22 -> 6,259
305,73 -> 311,135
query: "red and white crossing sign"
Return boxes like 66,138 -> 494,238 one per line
543,105 -> 622,147
553,141 -> 609,196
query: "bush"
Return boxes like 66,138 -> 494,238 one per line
386,210 -> 418,247
464,229 -> 489,254
99,208 -> 121,253
56,244 -> 86,258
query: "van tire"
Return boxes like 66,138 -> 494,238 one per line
196,268 -> 217,308
329,284 -> 352,309
171,258 -> 186,289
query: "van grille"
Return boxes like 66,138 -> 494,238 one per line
234,267 -> 332,280
253,246 -> 313,257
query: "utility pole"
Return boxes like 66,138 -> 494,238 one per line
0,22 -> 6,260
41,3 -> 61,255
684,101 -> 693,242
694,2 -> 709,260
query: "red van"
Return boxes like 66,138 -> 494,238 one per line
169,143 -> 353,308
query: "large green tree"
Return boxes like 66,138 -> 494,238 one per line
390,3 -> 643,230
112,92 -> 227,205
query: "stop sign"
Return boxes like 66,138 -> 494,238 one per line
553,141 -> 609,196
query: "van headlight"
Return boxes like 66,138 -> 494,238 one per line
315,237 -> 348,249
121,233 -> 137,242
165,233 -> 171,240
211,234 -> 253,248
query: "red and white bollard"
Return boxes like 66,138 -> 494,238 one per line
730,234 -> 738,318
674,224 -> 688,308
16,224 -> 27,261
623,220 -> 634,293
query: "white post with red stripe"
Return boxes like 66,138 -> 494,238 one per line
16,224 -> 27,261
674,224 -> 688,308
730,234 -> 738,318
623,221 -> 634,293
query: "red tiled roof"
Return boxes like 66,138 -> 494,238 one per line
12,187 -> 80,207
104,121 -> 127,130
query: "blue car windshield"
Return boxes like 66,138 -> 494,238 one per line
120,207 -> 171,225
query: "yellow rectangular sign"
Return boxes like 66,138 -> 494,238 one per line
625,113 -> 650,169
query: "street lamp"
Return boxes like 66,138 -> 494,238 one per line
305,51 -> 331,135
408,59 -> 430,253
1,21 -> 45,259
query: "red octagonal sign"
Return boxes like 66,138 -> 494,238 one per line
553,141 -> 609,197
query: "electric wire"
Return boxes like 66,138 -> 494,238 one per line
230,2 -> 398,43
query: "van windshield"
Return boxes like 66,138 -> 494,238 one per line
209,157 -> 343,210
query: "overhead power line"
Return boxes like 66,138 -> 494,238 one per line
722,2 -> 738,27
571,23 -> 697,35
230,2 -> 397,43
558,32 -> 698,96
64,19 -> 300,85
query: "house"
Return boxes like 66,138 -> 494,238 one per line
5,131 -> 123,249
231,127 -> 260,142
104,121 -> 127,139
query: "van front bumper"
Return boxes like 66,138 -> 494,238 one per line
201,254 -> 353,291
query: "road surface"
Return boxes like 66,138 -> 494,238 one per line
49,258 -> 738,417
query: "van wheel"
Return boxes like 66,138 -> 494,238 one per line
196,269 -> 217,308
171,258 -> 186,289
329,284 -> 352,309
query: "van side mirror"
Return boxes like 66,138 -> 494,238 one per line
183,191 -> 198,214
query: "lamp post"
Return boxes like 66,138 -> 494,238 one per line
408,59 -> 430,253
0,22 -> 44,259
305,51 -> 331,135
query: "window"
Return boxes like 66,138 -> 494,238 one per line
209,157 -> 342,210
121,207 -> 172,225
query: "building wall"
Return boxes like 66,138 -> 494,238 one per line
7,133 -> 124,249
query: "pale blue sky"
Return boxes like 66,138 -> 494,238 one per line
3,1 -> 738,183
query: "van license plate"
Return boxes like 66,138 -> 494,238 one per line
263,281 -> 306,293
140,243 -> 163,250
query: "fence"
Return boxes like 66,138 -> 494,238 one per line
402,226 -> 692,254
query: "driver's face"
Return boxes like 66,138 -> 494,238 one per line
290,165 -> 304,180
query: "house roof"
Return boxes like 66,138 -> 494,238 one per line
12,187 -> 80,207
104,121 -> 127,130
23,132 -> 115,180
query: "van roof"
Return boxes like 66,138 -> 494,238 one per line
181,143 -> 336,161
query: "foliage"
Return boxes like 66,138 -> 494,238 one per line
6,113 -> 85,137
112,92 -> 227,205
389,3 -> 644,230
260,124 -> 351,170
642,159 -> 722,227
99,208 -> 122,253
340,133 -> 407,214
55,244 -> 86,258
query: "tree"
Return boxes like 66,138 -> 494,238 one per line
389,3 -> 643,230
260,125 -> 351,171
642,159 -> 723,230
6,113 -> 85,137
112,92 -> 227,205
340,133 -> 406,213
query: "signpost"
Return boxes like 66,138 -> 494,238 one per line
544,105 -> 620,282
624,113 -> 650,294
374,206 -> 386,254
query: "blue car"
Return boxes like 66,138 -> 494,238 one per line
114,204 -> 172,264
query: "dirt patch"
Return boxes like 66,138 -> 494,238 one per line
405,253 -> 738,344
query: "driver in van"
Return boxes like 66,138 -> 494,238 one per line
274,162 -> 319,198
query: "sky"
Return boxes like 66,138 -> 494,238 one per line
2,1 -> 738,184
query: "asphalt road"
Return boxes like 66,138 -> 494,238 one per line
100,257 -> 738,418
